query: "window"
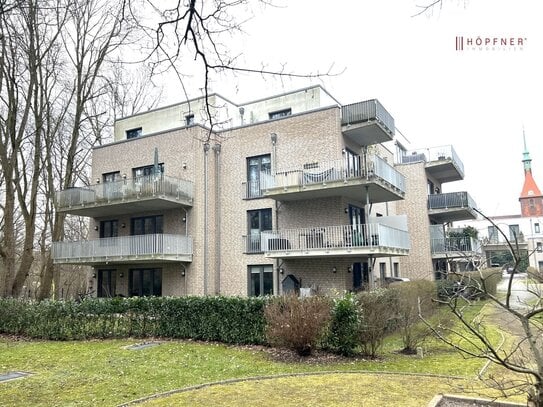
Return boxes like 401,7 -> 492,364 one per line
539,261 -> 543,272
268,108 -> 291,120
185,114 -> 194,126
97,269 -> 116,298
509,224 -> 520,241
131,215 -> 163,235
249,265 -> 273,296
393,262 -> 399,277
103,171 -> 121,183
535,223 -> 540,234
537,242 -> 543,253
246,154 -> 271,198
126,127 -> 142,139
344,149 -> 361,177
379,262 -> 386,281
247,209 -> 272,252
129,268 -> 161,297
133,163 -> 164,178
100,220 -> 118,239
102,172 -> 121,198
488,225 -> 498,243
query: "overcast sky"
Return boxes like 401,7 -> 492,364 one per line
162,0 -> 543,217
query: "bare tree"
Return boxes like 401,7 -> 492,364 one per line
422,208 -> 543,407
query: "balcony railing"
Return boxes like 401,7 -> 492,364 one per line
428,191 -> 475,210
261,223 -> 410,254
431,237 -> 479,254
56,174 -> 194,210
242,180 -> 265,199
401,145 -> 464,178
52,234 -> 193,264
242,234 -> 266,253
341,99 -> 395,136
261,154 -> 405,195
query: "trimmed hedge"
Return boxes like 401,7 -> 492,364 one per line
0,296 -> 267,344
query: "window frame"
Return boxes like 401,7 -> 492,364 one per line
185,114 -> 195,126
268,108 -> 292,120
126,127 -> 142,139
248,265 -> 273,296
97,269 -> 116,298
246,154 -> 271,199
129,268 -> 162,297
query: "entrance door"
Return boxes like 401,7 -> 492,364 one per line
353,262 -> 370,291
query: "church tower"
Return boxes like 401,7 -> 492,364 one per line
519,132 -> 543,217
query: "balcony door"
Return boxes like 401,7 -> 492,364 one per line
131,215 -> 163,255
247,154 -> 271,198
102,171 -> 121,200
344,149 -> 361,178
348,205 -> 365,245
248,209 -> 272,252
97,269 -> 116,297
129,268 -> 161,297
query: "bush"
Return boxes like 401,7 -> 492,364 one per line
439,269 -> 502,300
264,295 -> 331,356
390,280 -> 438,353
356,289 -> 398,357
0,296 -> 267,344
323,292 -> 360,356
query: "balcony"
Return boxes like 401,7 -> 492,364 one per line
428,192 -> 477,223
261,223 -> 409,259
431,237 -> 481,259
56,175 -> 193,217
261,155 -> 405,203
401,145 -> 464,183
52,234 -> 193,265
341,99 -> 395,145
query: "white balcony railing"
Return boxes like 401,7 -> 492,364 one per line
56,174 -> 193,209
52,234 -> 193,263
401,145 -> 464,177
261,223 -> 410,253
261,154 -> 405,194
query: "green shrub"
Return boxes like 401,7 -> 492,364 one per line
264,295 -> 331,356
0,296 -> 267,344
356,289 -> 398,357
390,280 -> 438,353
323,292 -> 360,356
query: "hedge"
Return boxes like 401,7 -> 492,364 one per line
0,296 -> 267,344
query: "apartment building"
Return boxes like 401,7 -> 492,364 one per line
394,144 -> 480,280
52,86 -> 412,297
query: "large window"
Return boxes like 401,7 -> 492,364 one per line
133,163 -> 164,178
249,265 -> 273,296
488,225 -> 498,243
344,149 -> 361,178
247,209 -> 272,252
131,215 -> 163,235
97,269 -> 116,298
246,154 -> 271,198
129,268 -> 161,297
509,224 -> 520,241
100,220 -> 118,239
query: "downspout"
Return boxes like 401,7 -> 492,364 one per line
203,142 -> 210,295
271,133 -> 281,295
213,143 -> 222,295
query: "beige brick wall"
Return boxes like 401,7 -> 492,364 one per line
395,162 -> 434,280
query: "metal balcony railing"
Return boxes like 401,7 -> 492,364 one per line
52,234 -> 193,263
431,237 -> 479,254
402,145 -> 464,177
261,154 -> 405,194
242,180 -> 265,199
261,223 -> 410,253
242,234 -> 267,253
341,99 -> 395,136
56,174 -> 193,209
428,191 -> 476,210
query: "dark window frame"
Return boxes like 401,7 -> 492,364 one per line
268,108 -> 291,120
185,114 -> 195,126
248,264 -> 273,296
100,219 -> 119,239
246,154 -> 271,199
129,268 -> 162,297
246,208 -> 272,253
132,163 -> 164,178
131,215 -> 163,236
126,127 -> 142,139
97,269 -> 116,298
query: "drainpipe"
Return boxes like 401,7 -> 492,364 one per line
213,143 -> 222,295
203,142 -> 210,295
270,133 -> 280,294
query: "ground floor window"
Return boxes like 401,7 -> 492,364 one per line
393,262 -> 399,278
129,268 -> 162,297
379,262 -> 386,281
97,269 -> 116,297
249,265 -> 273,296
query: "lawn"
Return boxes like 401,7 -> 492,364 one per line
0,301 -> 526,406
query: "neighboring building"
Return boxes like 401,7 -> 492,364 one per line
394,144 -> 481,280
456,136 -> 543,272
52,86 -> 411,297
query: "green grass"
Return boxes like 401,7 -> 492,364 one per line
0,301 -> 523,407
